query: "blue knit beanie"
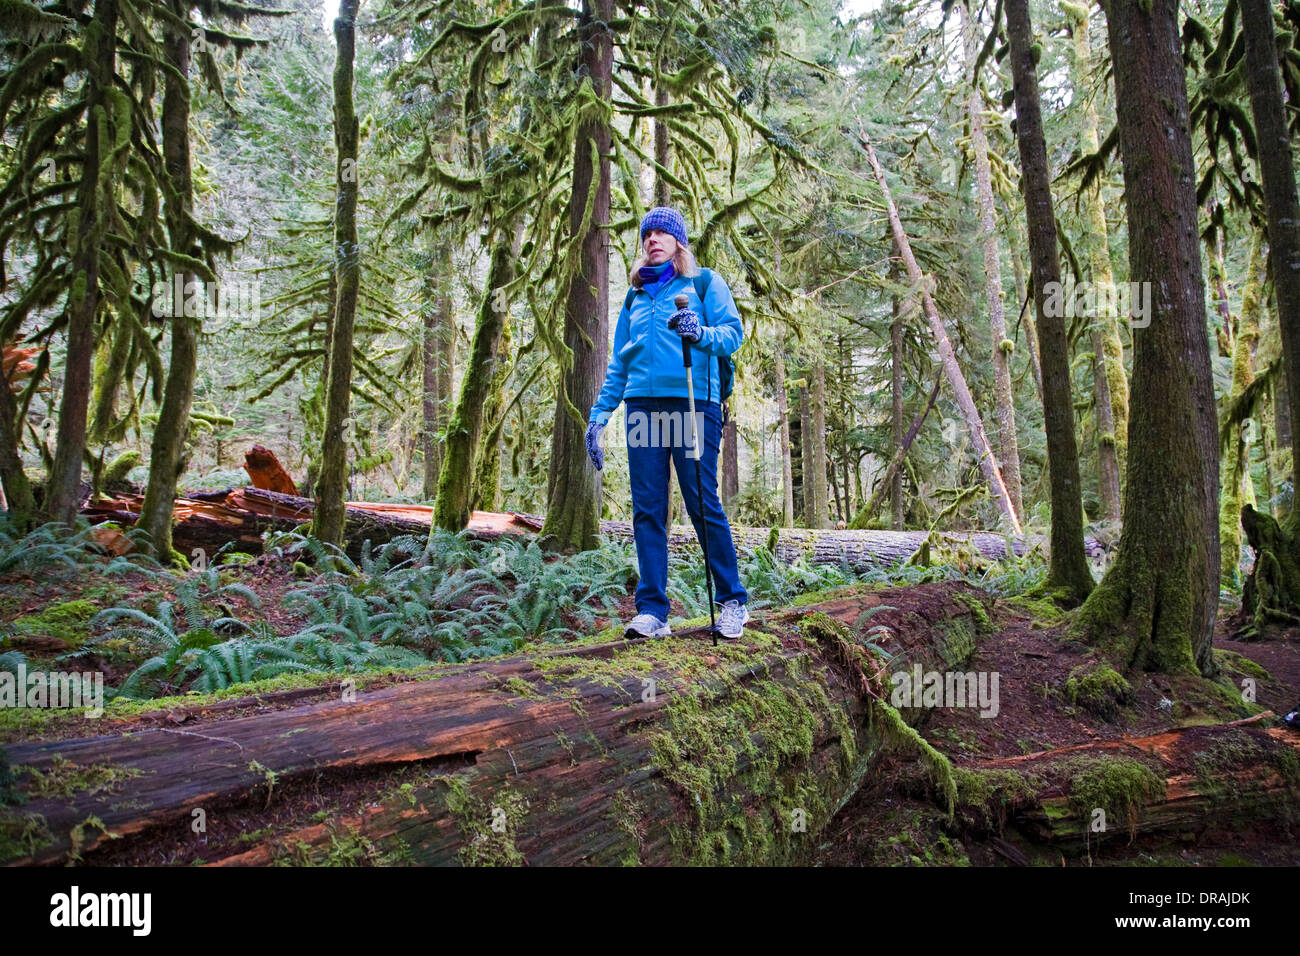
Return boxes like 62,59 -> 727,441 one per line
640,206 -> 689,247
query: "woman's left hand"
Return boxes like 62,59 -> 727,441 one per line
668,308 -> 701,343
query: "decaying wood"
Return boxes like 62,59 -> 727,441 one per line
243,446 -> 298,496
0,583 -> 989,867
963,715 -> 1300,848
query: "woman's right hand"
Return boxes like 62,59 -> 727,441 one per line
585,420 -> 606,471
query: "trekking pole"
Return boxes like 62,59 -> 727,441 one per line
671,293 -> 718,645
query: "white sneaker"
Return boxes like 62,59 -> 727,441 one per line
625,613 -> 671,638
717,600 -> 750,639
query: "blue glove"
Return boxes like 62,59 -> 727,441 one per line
668,308 -> 701,343
585,419 -> 605,471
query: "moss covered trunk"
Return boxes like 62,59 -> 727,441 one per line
1004,0 -> 1092,600
1076,0 -> 1219,675
539,0 -> 613,554
138,8 -> 200,564
1220,234 -> 1264,587
314,0 -> 362,550
0,583 -> 988,867
45,0 -> 120,525
1064,3 -> 1129,521
1231,0 -> 1300,628
433,242 -> 514,532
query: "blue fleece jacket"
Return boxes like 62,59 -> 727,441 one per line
588,267 -> 744,426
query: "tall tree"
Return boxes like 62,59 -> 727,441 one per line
539,0 -> 613,553
1004,0 -> 1092,600
314,0 -> 362,549
962,1 -> 1022,522
1077,0 -> 1219,674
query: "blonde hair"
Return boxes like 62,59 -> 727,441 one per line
630,243 -> 699,288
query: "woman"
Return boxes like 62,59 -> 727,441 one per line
585,206 -> 750,639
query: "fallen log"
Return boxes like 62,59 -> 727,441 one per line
243,445 -> 298,496
950,715 -> 1300,851
0,582 -> 990,867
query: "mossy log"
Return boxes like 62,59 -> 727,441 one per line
956,717 -> 1300,850
0,583 -> 989,867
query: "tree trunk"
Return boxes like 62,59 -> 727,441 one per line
1242,0 -> 1300,516
421,243 -> 452,501
1004,0 -> 1092,600
1003,217 -> 1044,404
314,0 -> 362,550
799,382 -> 812,524
890,258 -> 907,530
1064,2 -> 1128,523
773,344 -> 794,527
138,7 -> 200,564
1221,233 -> 1264,587
963,2 -> 1023,522
46,0 -> 119,524
854,127 -> 1023,535
1076,0 -> 1220,675
722,413 -> 738,505
0,359 -> 36,529
539,0 -> 613,554
808,358 -> 829,529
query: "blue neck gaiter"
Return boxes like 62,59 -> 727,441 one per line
638,259 -> 675,298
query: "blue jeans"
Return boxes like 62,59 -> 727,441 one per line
624,397 -> 748,620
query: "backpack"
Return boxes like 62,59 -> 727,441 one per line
622,267 -> 735,420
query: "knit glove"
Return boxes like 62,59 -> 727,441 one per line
667,308 -> 701,343
585,419 -> 606,471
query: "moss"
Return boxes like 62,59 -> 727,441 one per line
0,809 -> 53,861
12,755 -> 143,799
868,698 -> 957,818
68,814 -> 118,863
436,775 -> 529,867
1064,661 -> 1134,720
0,662 -> 453,743
953,591 -> 995,636
275,825 -> 412,866
1064,754 -> 1165,839
1212,648 -> 1269,680
954,767 -> 1043,832
7,599 -> 99,649
1191,728 -> 1300,800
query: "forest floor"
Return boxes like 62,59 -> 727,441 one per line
1,539 -> 1297,866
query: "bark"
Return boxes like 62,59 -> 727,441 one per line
0,585 -> 990,867
773,344 -> 794,527
808,356 -> 829,529
314,0 -> 361,550
1242,0 -> 1300,523
798,382 -> 811,523
539,0 -> 613,554
890,258 -> 906,530
1063,5 -> 1127,523
722,413 -> 738,505
45,0 -> 119,524
421,243 -> 453,501
1077,0 -> 1220,675
1004,218 -> 1044,403
854,127 -> 1023,535
138,7 -> 200,563
1221,234 -> 1264,587
1004,0 -> 1092,600
434,243 -> 514,532
0,352 -> 36,529
963,3 -> 1023,522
